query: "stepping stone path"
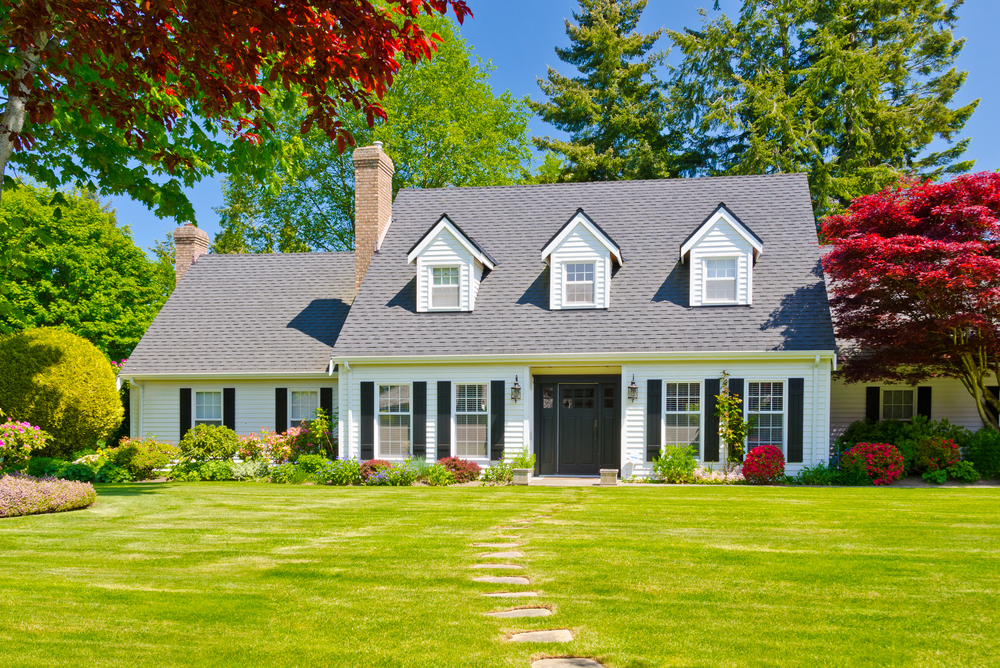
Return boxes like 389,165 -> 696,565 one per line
471,563 -> 523,569
480,551 -> 524,559
482,591 -> 538,598
485,608 -> 552,618
531,660 -> 602,668
510,630 -> 573,643
473,576 -> 530,585
472,542 -> 521,548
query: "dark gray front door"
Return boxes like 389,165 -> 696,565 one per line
559,385 -> 600,475
535,377 -> 620,476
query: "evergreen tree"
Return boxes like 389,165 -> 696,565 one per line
667,0 -> 978,217
531,0 -> 673,182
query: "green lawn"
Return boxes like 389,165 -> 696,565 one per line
1,484 -> 998,667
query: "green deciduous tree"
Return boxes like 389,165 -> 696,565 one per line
0,183 -> 172,360
215,15 -> 531,253
667,0 -> 977,217
531,0 -> 673,182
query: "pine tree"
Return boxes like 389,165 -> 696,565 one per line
531,0 -> 673,182
667,0 -> 978,217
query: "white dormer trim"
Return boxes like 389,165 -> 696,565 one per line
541,209 -> 622,266
680,203 -> 763,264
408,214 -> 496,270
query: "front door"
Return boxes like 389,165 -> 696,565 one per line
536,377 -> 620,476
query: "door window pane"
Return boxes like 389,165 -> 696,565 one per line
379,385 -> 411,457
432,267 -> 460,308
290,391 -> 318,428
195,391 -> 222,426
456,384 -> 488,458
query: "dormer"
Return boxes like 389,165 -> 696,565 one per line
680,203 -> 763,307
541,209 -> 622,310
408,214 -> 497,312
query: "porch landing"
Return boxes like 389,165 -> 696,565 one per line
529,476 -> 604,487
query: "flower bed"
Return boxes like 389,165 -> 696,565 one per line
0,473 -> 96,518
841,442 -> 904,486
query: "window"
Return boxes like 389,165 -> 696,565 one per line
290,390 -> 318,428
565,263 -> 594,304
432,267 -> 460,308
748,382 -> 784,449
883,389 -> 914,420
195,391 -> 222,426
705,258 -> 737,301
665,382 -> 701,451
456,384 -> 488,458
379,385 -> 410,457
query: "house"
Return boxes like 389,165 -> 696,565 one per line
123,142 -> 842,477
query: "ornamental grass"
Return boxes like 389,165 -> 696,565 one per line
0,473 -> 96,518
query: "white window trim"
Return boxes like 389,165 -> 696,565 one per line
425,263 -> 464,312
745,379 -> 787,454
194,389 -> 224,427
881,387 -> 915,422
702,256 -> 740,305
454,382 -> 491,460
376,382 -> 412,460
288,388 -> 321,430
561,261 -> 597,308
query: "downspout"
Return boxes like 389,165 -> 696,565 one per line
128,377 -> 144,439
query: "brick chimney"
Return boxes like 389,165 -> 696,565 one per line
353,141 -> 395,292
173,223 -> 210,283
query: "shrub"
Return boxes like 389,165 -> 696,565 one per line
0,418 -> 51,470
286,409 -> 338,461
947,461 -> 980,483
437,456 -> 482,483
424,464 -> 456,486
836,415 -> 971,473
231,460 -> 270,481
510,452 -> 536,470
364,464 -> 417,487
178,424 -> 239,462
269,462 -> 309,484
692,466 -> 744,484
294,454 -> 330,474
841,443 -> 904,486
915,437 -> 961,472
168,460 -> 233,482
922,469 -> 947,484
360,459 -> 392,482
108,437 -> 179,480
404,456 -> 433,480
963,428 -> 1000,479
0,328 -> 123,458
479,461 -> 513,486
742,445 -> 786,484
652,445 -> 697,483
0,473 -> 97,517
238,429 -> 290,462
794,461 -> 839,485
26,457 -> 69,478
313,459 -> 362,485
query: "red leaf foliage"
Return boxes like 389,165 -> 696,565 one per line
821,172 -> 1000,385
4,0 -> 471,153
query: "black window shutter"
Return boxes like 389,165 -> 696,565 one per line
319,387 -> 335,457
360,382 -> 374,460
647,379 -> 662,462
788,378 -> 804,463
437,381 -> 451,460
275,388 -> 288,434
412,382 -> 427,459
703,378 -> 721,462
730,378 -> 744,412
917,387 -> 932,419
223,388 -> 236,431
491,380 -> 505,461
179,388 -> 192,441
865,387 -> 880,421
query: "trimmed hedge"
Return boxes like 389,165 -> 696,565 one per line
0,473 -> 96,518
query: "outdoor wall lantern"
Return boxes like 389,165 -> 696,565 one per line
627,374 -> 639,402
511,375 -> 522,403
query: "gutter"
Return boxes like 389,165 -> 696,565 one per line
330,350 -> 839,366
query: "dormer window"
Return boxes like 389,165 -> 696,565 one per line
541,209 -> 622,310
705,258 -> 737,302
680,203 -> 764,307
408,214 -> 497,313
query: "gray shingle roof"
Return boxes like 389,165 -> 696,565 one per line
123,252 -> 354,375
332,174 -> 835,358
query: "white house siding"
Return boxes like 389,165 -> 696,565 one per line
830,376 -> 994,441
548,226 -> 611,310
414,229 -> 479,312
130,378 -> 338,444
688,223 -> 753,307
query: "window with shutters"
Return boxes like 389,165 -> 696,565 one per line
748,381 -> 784,449
564,262 -> 595,304
290,390 -> 319,428
665,382 -> 701,450
195,391 -> 222,426
882,389 -> 914,420
704,258 -> 738,302
455,384 -> 488,458
378,384 -> 411,457
431,266 -> 460,309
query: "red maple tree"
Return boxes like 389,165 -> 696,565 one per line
822,172 -> 1000,430
0,0 -> 471,218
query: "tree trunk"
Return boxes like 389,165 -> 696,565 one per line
0,31 -> 49,206
956,351 -> 1000,432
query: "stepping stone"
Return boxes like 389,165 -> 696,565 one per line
471,563 -> 523,569
531,660 -> 602,668
512,519 -> 532,524
479,551 -> 524,559
471,542 -> 521,548
472,576 -> 530,585
485,608 -> 552,618
509,629 -> 573,643
482,590 -> 537,597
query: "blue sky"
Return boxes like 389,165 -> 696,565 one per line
112,0 -> 1000,255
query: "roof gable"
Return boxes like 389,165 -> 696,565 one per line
541,208 -> 622,265
407,213 -> 497,269
680,202 -> 764,263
